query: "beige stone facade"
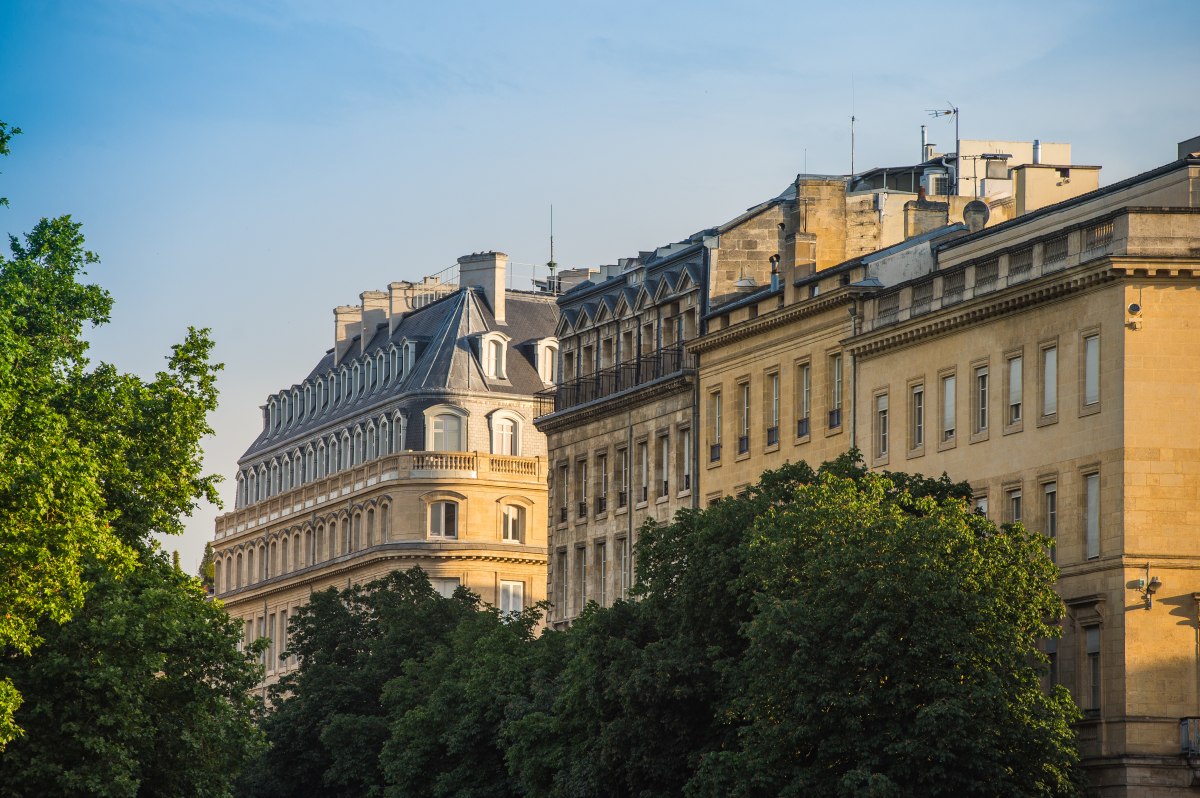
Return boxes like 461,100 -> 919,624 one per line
690,153 -> 1200,795
213,254 -> 558,689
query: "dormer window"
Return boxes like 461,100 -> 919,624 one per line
533,337 -> 560,384
474,331 -> 511,380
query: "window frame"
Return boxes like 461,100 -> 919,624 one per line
1004,349 -> 1024,435
1080,328 -> 1101,416
1038,339 -> 1059,426
938,368 -> 957,452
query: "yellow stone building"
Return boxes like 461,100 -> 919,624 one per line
689,147 -> 1200,795
212,252 -> 558,689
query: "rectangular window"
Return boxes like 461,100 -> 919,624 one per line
1084,335 -> 1100,406
576,461 -> 588,518
976,366 -> 988,431
975,495 -> 988,518
597,543 -> 607,606
1086,472 -> 1100,559
638,442 -> 648,503
619,449 -> 629,508
1009,489 -> 1022,524
876,394 -> 888,456
798,363 -> 811,438
830,355 -> 843,428
502,505 -> 524,542
500,581 -> 524,614
659,436 -> 669,497
1008,356 -> 1022,423
556,553 -> 566,619
1046,638 -> 1058,686
767,373 -> 780,446
1045,482 -> 1057,564
281,609 -> 289,667
1043,346 -> 1057,416
943,375 -> 956,441
708,391 -> 723,462
681,429 -> 691,491
618,538 -> 629,598
558,466 -> 568,523
430,501 -> 458,538
578,548 -> 588,606
268,614 -> 276,672
1086,626 -> 1101,711
597,454 -> 608,514
433,577 -> 460,599
738,383 -> 750,454
912,385 -> 924,448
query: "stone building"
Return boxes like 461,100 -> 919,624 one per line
212,252 -> 558,689
690,145 -> 1200,796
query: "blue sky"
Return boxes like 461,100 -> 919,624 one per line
2,0 -> 1197,570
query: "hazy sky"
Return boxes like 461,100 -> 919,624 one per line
2,0 -> 1197,571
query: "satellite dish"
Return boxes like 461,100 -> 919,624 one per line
963,200 -> 990,233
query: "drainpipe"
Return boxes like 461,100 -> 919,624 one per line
848,302 -> 859,450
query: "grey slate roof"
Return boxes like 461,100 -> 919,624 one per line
240,287 -> 557,463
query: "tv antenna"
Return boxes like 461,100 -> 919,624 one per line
927,103 -> 959,194
547,205 -> 557,292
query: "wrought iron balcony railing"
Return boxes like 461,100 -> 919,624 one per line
535,344 -> 694,419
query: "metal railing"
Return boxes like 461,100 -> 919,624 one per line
535,344 -> 694,418
683,473 -> 690,490
618,490 -> 627,508
578,501 -> 588,519
559,506 -> 567,523
596,496 -> 607,515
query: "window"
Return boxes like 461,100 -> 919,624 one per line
1084,334 -> 1100,406
618,538 -> 629,599
943,375 -> 956,441
432,414 -> 462,451
798,363 -> 811,437
638,442 -> 648,503
830,355 -> 843,428
1045,483 -> 1057,564
1043,346 -> 1057,416
485,339 -> 503,377
680,429 -> 691,491
1008,489 -> 1022,524
1045,638 -> 1058,686
366,509 -> 376,547
268,614 -> 276,672
597,454 -> 608,514
767,373 -> 780,446
540,346 -> 558,383
876,394 -> 888,457
1008,356 -> 1022,424
1086,627 -> 1101,712
597,543 -> 607,606
738,383 -> 750,454
502,504 -> 524,542
975,495 -> 988,517
975,366 -> 988,432
575,460 -> 587,518
709,391 -> 722,461
1086,472 -> 1099,559
578,547 -> 588,606
430,501 -> 458,538
495,419 -> 515,455
380,505 -> 389,542
433,578 -> 460,598
556,552 -> 567,620
659,436 -> 669,497
911,385 -> 924,448
558,466 -> 568,523
618,448 -> 629,508
500,581 -> 524,614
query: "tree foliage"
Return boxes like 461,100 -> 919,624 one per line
243,451 -> 1086,798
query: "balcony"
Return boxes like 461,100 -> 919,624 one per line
535,344 -> 695,419
213,451 -> 544,542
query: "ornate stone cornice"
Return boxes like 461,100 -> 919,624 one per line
687,286 -> 875,356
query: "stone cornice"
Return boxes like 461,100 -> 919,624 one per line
688,286 -> 875,356
218,541 -> 548,604
534,373 -> 694,434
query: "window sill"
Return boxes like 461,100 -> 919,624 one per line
794,434 -> 811,446
676,489 -> 691,499
655,495 -> 670,506
634,501 -> 649,510
735,452 -> 751,462
937,437 -> 957,452
614,506 -> 628,516
575,518 -> 589,526
706,459 -> 722,469
825,425 -> 843,437
594,512 -> 608,522
1003,421 -> 1024,436
1037,413 -> 1059,428
764,444 -> 780,455
556,522 -> 568,532
970,430 -> 990,445
906,446 -> 925,460
1079,402 -> 1101,418
872,455 -> 889,468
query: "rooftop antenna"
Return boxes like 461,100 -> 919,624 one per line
926,103 -> 959,194
547,204 -> 557,292
849,76 -> 856,187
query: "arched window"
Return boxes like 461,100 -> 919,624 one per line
215,559 -> 222,593
316,525 -> 325,561
367,424 -> 377,460
380,504 -> 390,541
269,542 -> 277,578
305,529 -> 314,566
395,412 -> 406,452
432,415 -> 462,452
341,433 -> 351,469
542,346 -> 558,383
502,505 -> 524,542
248,472 -> 256,504
429,501 -> 458,538
328,439 -> 338,473
271,462 -> 280,495
353,429 -> 363,465
246,549 -> 254,584
236,553 -> 243,588
367,508 -> 375,547
237,475 -> 246,508
490,411 -> 522,456
294,533 -> 302,569
280,538 -> 288,574
380,418 -> 390,455
376,353 -> 384,389
225,557 -> 232,593
261,545 -> 269,581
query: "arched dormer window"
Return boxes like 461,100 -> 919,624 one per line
473,331 -> 511,379
423,405 -> 467,452
341,432 -> 352,469
534,337 -> 560,384
384,348 -> 395,384
353,427 -> 364,465
375,353 -> 384,390
293,389 -> 301,423
394,411 -> 407,452
366,422 -> 377,460
258,466 -> 268,500
271,461 -> 280,495
379,417 -> 390,455
281,455 -> 291,491
402,341 -> 416,376
488,409 -> 524,457
317,442 -> 327,478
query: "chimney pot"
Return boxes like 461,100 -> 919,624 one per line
457,251 -> 508,323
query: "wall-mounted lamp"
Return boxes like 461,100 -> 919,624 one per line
1139,571 -> 1162,608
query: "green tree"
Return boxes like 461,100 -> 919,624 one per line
238,567 -> 477,798
687,469 -> 1080,798
0,119 -> 19,207
199,541 -> 216,591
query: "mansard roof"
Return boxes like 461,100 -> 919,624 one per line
241,286 -> 557,463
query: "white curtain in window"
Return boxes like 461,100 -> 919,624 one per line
433,415 -> 462,451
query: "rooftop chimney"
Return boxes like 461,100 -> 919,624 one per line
1032,139 -> 1042,165
333,305 -> 362,365
921,125 -> 927,162
360,291 -> 389,353
458,251 -> 507,324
